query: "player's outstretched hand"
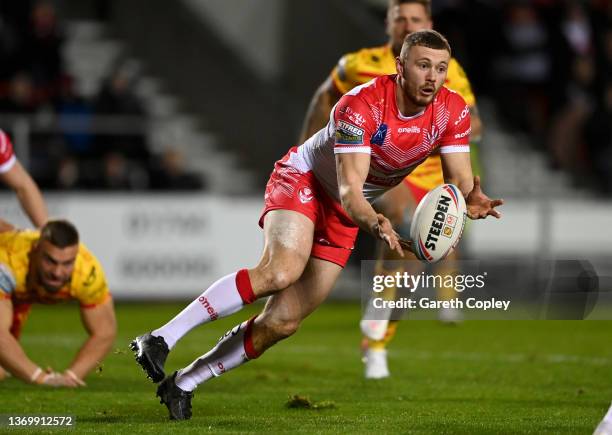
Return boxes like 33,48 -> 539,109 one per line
62,369 -> 87,387
374,214 -> 404,257
33,367 -> 85,387
466,176 -> 504,220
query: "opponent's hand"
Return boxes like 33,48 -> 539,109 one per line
32,367 -> 84,387
373,214 -> 404,257
32,367 -> 63,387
61,370 -> 87,387
466,176 -> 504,220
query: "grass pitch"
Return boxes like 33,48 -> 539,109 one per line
1,302 -> 611,434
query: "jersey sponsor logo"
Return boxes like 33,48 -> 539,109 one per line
352,112 -> 366,126
198,296 -> 218,321
371,123 -> 388,146
397,126 -> 421,134
454,127 -> 471,139
0,264 -> 16,294
84,266 -> 96,287
298,187 -> 314,204
425,126 -> 440,145
454,105 -> 469,126
338,106 -> 366,126
336,120 -> 364,145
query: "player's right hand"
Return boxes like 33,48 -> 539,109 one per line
373,214 -> 404,257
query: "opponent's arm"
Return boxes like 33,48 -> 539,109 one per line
469,105 -> 482,142
336,152 -> 403,256
299,75 -> 342,143
0,298 -> 58,384
441,152 -> 503,219
0,161 -> 48,227
63,298 -> 116,386
0,219 -> 15,233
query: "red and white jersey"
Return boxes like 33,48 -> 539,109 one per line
290,74 -> 471,203
0,130 -> 17,174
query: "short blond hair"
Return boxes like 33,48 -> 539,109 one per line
399,29 -> 452,61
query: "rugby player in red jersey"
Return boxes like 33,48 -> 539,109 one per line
131,30 -> 503,420
0,129 -> 48,227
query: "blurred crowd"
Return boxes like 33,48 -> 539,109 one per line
0,1 -> 203,191
432,0 -> 612,195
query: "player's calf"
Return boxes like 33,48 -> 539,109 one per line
250,317 -> 300,353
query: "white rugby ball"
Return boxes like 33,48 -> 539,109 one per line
410,183 -> 467,263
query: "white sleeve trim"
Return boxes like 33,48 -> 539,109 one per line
439,145 -> 470,154
0,154 -> 16,173
334,146 -> 371,155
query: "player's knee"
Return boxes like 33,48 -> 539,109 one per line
262,268 -> 300,292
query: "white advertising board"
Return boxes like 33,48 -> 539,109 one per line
0,193 -> 263,299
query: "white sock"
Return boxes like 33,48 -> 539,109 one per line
175,318 -> 259,392
152,270 -> 255,349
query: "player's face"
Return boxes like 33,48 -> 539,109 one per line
397,45 -> 450,108
387,3 -> 433,55
34,240 -> 78,292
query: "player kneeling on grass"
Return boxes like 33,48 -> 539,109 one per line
0,219 -> 116,387
131,29 -> 503,421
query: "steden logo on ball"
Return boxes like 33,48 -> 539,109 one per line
410,183 -> 467,263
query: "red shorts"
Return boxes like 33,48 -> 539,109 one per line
259,149 -> 358,267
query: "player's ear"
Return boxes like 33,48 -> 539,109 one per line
395,56 -> 404,75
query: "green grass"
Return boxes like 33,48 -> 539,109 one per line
1,302 -> 611,434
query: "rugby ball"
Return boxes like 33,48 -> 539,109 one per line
410,184 -> 467,263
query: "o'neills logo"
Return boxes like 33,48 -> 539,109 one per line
198,296 -> 218,320
425,194 -> 451,250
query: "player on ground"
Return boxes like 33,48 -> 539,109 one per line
300,0 -> 483,379
0,129 -> 48,227
0,219 -> 116,386
131,30 -> 502,420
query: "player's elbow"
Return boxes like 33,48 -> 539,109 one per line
95,321 -> 117,344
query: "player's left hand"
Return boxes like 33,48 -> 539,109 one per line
466,176 -> 503,220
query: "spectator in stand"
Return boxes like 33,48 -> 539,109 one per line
94,65 -> 148,160
150,148 -> 204,191
23,1 -> 64,98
